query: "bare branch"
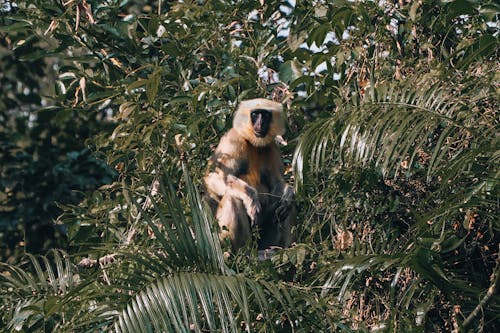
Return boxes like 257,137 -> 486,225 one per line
463,244 -> 500,328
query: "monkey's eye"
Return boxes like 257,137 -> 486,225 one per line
251,111 -> 259,122
251,109 -> 271,122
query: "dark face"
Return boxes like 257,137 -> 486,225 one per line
251,109 -> 272,138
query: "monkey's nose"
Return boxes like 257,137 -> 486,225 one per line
254,131 -> 266,138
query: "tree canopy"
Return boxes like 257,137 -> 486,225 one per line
0,0 -> 498,332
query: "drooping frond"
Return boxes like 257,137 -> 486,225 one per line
113,272 -> 294,333
0,250 -> 77,331
133,167 -> 227,274
293,77 -> 498,185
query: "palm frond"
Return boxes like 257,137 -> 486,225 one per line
110,166 -> 320,332
311,245 -> 462,331
113,272 -> 294,333
293,77 -> 498,186
316,242 -> 458,298
133,165 -> 226,274
0,249 -> 77,331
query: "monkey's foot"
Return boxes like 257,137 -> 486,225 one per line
257,246 -> 281,261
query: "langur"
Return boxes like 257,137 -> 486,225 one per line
204,98 -> 296,251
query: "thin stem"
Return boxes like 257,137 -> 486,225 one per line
463,243 -> 500,328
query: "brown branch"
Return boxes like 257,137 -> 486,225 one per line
463,244 -> 500,328
78,254 -> 117,269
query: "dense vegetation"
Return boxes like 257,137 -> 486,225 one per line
1,0 -> 498,332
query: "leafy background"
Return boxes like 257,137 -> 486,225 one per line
0,0 -> 498,332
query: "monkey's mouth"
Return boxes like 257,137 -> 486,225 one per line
254,131 -> 266,138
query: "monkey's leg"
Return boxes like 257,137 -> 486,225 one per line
257,185 -> 296,249
277,184 -> 296,247
257,204 -> 296,249
216,194 -> 251,251
277,203 -> 296,247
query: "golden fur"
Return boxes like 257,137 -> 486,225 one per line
204,98 -> 295,251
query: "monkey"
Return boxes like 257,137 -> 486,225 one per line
204,98 -> 296,251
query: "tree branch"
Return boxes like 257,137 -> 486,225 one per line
463,244 -> 500,328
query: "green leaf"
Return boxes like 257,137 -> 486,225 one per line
226,84 -> 236,102
445,0 -> 476,20
0,21 -> 31,32
127,79 -> 147,92
19,50 -> 50,61
146,69 -> 161,104
308,23 -> 331,48
168,95 -> 192,105
162,41 -> 182,57
455,34 -> 498,69
289,75 -> 314,90
279,60 -> 301,84
440,235 -> 467,254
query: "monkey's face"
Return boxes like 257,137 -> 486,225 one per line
233,98 -> 284,147
251,109 -> 272,138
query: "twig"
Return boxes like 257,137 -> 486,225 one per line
78,253 -> 117,268
99,259 -> 111,285
463,244 -> 500,328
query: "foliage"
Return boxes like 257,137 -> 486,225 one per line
1,0 -> 499,332
0,0 -> 116,257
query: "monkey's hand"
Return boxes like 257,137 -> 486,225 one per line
226,175 -> 261,223
276,185 -> 295,221
244,187 -> 261,224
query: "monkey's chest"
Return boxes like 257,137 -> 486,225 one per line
239,148 -> 272,192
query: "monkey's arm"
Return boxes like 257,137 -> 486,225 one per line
266,148 -> 295,221
277,184 -> 295,219
267,181 -> 295,220
204,168 -> 261,222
